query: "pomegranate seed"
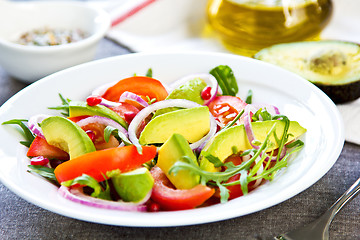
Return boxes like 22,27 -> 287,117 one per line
86,130 -> 96,142
124,111 -> 137,123
86,96 -> 102,106
201,86 -> 212,100
30,156 -> 49,166
148,202 -> 161,212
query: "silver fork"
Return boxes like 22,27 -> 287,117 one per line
274,176 -> 360,240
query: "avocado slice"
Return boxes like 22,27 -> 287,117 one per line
69,101 -> 128,129
139,106 -> 211,145
254,40 -> 360,103
154,78 -> 207,117
41,116 -> 96,159
109,168 -> 154,203
199,120 -> 306,172
157,133 -> 200,189
167,78 -> 207,104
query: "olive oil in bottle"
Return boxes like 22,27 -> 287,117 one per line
207,0 -> 333,55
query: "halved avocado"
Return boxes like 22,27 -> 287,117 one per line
254,40 -> 360,103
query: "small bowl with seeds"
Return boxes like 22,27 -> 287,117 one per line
0,1 -> 110,83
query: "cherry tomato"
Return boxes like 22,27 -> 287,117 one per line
79,121 -> 119,150
220,155 -> 257,200
109,102 -> 140,124
208,96 -> 247,127
86,96 -> 102,106
69,116 -> 119,151
101,76 -> 168,103
27,136 -> 69,160
150,166 -> 215,211
223,155 -> 243,200
54,145 -> 157,183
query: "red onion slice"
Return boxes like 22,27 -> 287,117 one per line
99,98 -> 121,108
169,74 -> 220,106
76,116 -> 128,138
91,81 -> 123,108
28,114 -> 51,138
265,146 -> 287,162
128,99 -> 216,150
191,114 -> 217,151
58,186 -> 148,211
243,105 -> 259,149
119,91 -> 149,108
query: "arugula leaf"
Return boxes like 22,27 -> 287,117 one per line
170,117 -> 303,202
2,119 -> 35,147
239,169 -> 249,195
62,174 -> 111,200
202,151 -> 224,168
27,165 -> 58,183
146,96 -> 157,105
48,93 -> 71,117
146,68 -> 153,78
217,182 -> 230,203
219,109 -> 244,132
245,89 -> 253,104
104,126 -> 143,154
210,65 -> 238,96
252,108 -> 272,122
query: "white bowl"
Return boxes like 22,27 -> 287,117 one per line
0,1 -> 111,83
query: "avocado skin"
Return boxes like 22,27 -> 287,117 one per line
69,101 -> 128,129
254,40 -> 360,103
315,81 -> 360,103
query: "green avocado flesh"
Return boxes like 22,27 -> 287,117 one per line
110,168 -> 154,203
139,106 -> 210,145
254,40 -> 360,103
154,78 -> 207,117
69,101 -> 128,128
157,134 -> 200,189
199,120 -> 306,172
41,116 -> 96,159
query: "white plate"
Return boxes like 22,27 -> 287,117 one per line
0,52 -> 344,227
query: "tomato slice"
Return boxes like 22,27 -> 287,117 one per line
54,145 -> 157,183
109,102 -> 140,124
220,155 -> 257,200
69,115 -> 120,150
208,96 -> 247,127
150,166 -> 215,211
27,136 -> 69,160
102,76 -> 168,103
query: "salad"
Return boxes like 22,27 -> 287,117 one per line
3,65 -> 306,212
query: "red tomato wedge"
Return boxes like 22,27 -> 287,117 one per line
216,155 -> 256,200
68,115 -> 120,150
101,76 -> 168,103
27,136 -> 69,160
223,155 -> 243,200
150,166 -> 215,211
109,102 -> 140,124
54,145 -> 157,183
208,96 -> 247,126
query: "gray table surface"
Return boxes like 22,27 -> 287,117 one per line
0,37 -> 359,240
